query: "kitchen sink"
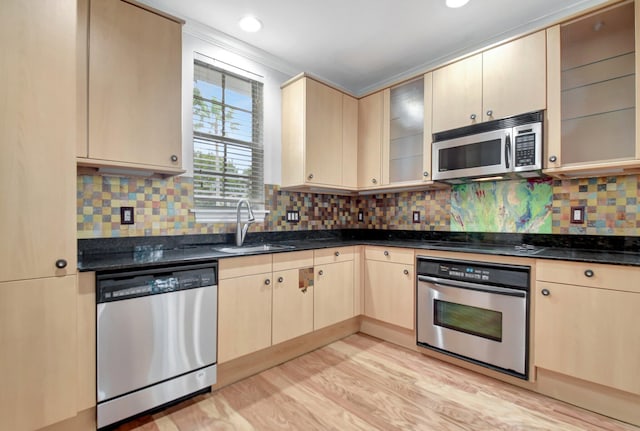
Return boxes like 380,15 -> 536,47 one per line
215,244 -> 296,254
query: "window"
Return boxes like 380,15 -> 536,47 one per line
192,57 -> 264,221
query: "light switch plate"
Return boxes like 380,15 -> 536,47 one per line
413,211 -> 421,223
357,210 -> 364,222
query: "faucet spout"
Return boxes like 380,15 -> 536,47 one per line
235,199 -> 255,246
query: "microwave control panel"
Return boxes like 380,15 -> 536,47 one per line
514,133 -> 537,167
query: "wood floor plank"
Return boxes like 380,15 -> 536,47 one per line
114,334 -> 640,431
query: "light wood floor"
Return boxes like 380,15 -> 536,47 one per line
116,334 -> 639,431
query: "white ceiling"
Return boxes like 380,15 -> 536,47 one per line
140,0 -> 608,96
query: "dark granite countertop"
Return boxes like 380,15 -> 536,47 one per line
78,230 -> 640,272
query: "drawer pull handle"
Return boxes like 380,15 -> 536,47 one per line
403,269 -> 409,275
584,269 -> 594,278
541,288 -> 550,296
335,251 -> 340,257
384,251 -> 389,256
265,279 -> 271,285
318,270 -> 324,276
277,277 -> 284,283
55,259 -> 67,269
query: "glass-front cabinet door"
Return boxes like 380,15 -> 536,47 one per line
385,73 -> 434,185
546,0 -> 640,177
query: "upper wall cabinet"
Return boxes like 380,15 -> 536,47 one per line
77,0 -> 184,176
433,30 -> 546,133
545,0 -> 640,178
357,74 -> 437,190
281,75 -> 358,191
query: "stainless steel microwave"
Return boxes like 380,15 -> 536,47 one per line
432,111 -> 543,183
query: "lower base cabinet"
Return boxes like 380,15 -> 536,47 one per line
535,261 -> 640,396
314,247 -> 355,330
0,276 -> 77,431
364,247 -> 415,330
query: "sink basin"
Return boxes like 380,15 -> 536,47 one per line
215,244 -> 295,254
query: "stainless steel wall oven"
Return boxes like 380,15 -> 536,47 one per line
416,256 -> 530,379
96,261 -> 218,429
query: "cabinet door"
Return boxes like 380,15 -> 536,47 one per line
0,276 -> 77,430
314,261 -> 354,330
535,281 -> 640,395
342,94 -> 359,188
0,0 -> 76,283
358,90 -> 388,187
305,78 -> 343,186
218,273 -> 272,363
89,0 -> 182,170
432,53 -> 483,132
364,260 -> 414,330
483,31 -> 546,122
272,268 -> 314,344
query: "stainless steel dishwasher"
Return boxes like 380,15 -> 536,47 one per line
96,261 -> 218,429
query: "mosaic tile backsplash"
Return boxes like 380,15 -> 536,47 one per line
77,174 -> 640,238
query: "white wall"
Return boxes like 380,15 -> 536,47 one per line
180,29 -> 292,185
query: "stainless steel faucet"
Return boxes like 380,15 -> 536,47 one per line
235,198 -> 255,246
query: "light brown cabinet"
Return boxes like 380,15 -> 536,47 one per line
78,0 -> 183,175
0,2 -> 78,429
433,30 -> 546,132
272,251 -> 315,344
218,255 -> 273,363
0,277 -> 78,431
364,247 -> 415,330
357,89 -> 388,188
314,247 -> 355,330
545,1 -> 640,178
281,75 -> 358,190
535,260 -> 640,396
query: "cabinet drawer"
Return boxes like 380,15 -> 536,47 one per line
273,250 -> 314,272
219,254 -> 272,279
314,246 -> 354,265
365,246 -> 414,265
536,260 -> 640,293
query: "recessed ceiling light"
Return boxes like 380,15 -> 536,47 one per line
446,0 -> 470,8
239,16 -> 262,32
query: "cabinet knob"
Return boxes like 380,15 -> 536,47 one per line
541,288 -> 550,296
318,270 -> 324,276
372,178 -> 377,184
403,269 -> 409,275
486,110 -> 493,117
584,269 -> 594,278
384,250 -> 389,256
549,155 -> 557,163
308,173 -> 314,180
55,259 -> 67,269
470,114 -> 477,120
334,251 -> 340,257
423,171 -> 429,178
170,154 -> 178,162
277,277 -> 284,283
265,279 -> 271,285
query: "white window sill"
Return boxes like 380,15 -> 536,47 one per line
192,209 -> 269,224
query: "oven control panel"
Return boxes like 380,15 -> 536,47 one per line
417,257 -> 529,290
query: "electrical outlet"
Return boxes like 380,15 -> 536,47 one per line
286,210 -> 300,223
357,210 -> 364,222
413,211 -> 421,223
570,206 -> 585,224
120,206 -> 134,225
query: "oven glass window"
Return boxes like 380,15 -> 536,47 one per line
439,139 -> 501,171
434,299 -> 502,342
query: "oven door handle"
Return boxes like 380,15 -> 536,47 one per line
418,275 -> 527,298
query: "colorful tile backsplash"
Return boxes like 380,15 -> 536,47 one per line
77,174 -> 640,238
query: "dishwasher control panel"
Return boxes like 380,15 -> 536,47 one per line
97,262 -> 217,303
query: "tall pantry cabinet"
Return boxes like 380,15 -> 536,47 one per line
0,1 -> 78,430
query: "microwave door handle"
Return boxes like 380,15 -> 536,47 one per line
505,133 -> 512,169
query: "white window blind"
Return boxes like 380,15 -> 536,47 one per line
192,59 -> 265,222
